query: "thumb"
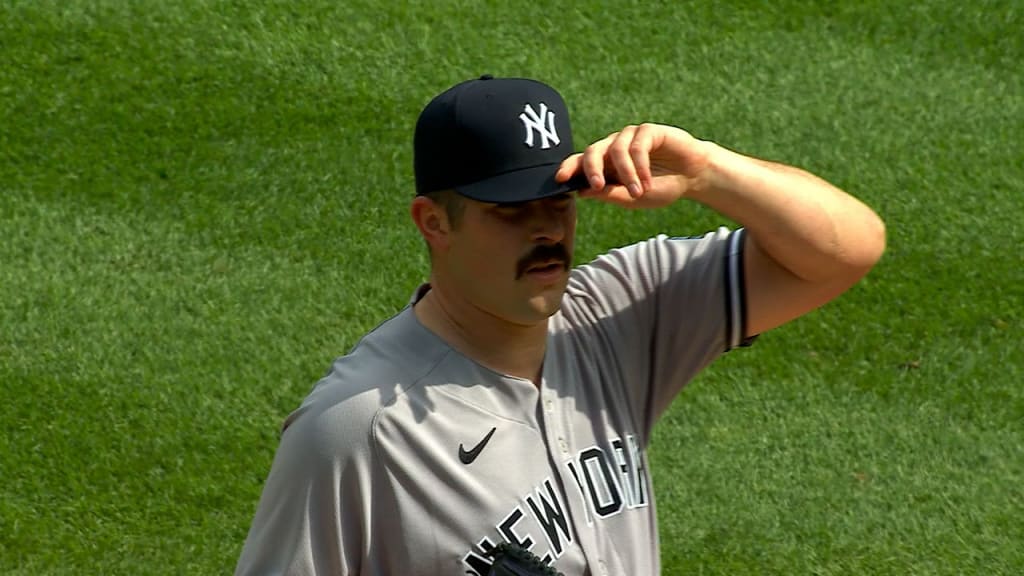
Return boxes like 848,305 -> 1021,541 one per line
580,184 -> 638,207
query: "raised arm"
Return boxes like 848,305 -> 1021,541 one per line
556,123 -> 886,337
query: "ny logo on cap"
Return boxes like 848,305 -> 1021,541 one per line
519,103 -> 560,149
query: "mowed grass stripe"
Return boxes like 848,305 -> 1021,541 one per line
2,0 -> 1021,574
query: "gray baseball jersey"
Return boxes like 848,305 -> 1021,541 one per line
236,227 -> 751,575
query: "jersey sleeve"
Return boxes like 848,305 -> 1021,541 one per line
565,227 -> 751,434
234,380 -> 387,575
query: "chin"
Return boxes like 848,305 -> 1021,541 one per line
528,288 -> 567,319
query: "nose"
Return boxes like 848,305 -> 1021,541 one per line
528,204 -> 567,244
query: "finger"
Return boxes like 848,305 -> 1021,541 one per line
556,153 -> 583,183
581,133 -> 618,190
608,125 -> 643,198
630,123 -> 657,192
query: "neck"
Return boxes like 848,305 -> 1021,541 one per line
413,283 -> 549,386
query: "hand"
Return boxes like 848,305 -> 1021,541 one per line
555,123 -> 712,209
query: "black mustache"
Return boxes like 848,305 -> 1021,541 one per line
515,243 -> 571,279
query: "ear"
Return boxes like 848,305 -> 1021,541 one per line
410,196 -> 451,252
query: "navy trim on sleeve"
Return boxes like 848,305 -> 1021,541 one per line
724,228 -> 756,350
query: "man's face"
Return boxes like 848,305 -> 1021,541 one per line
445,193 -> 577,326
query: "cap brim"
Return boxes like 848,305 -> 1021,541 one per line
454,162 -> 590,203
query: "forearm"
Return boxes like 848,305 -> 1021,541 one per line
689,143 -> 886,283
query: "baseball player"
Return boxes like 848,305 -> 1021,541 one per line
235,75 -> 885,575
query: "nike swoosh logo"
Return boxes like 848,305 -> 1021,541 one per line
458,427 -> 497,465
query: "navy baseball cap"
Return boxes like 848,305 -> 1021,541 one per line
414,75 -> 589,203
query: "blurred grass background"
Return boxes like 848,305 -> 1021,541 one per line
1,1 -> 1021,574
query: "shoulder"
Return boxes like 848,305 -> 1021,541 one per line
562,229 -> 735,312
572,229 -> 734,280
279,307 -> 453,458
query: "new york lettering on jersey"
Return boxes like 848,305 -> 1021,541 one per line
460,434 -> 650,575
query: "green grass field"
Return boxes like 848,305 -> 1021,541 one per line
2,1 -> 1022,574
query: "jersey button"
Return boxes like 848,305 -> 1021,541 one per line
558,437 -> 568,453
545,399 -> 554,413
598,559 -> 609,575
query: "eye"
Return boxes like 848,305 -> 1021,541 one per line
494,203 -> 526,214
490,203 -> 529,221
548,194 -> 573,210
